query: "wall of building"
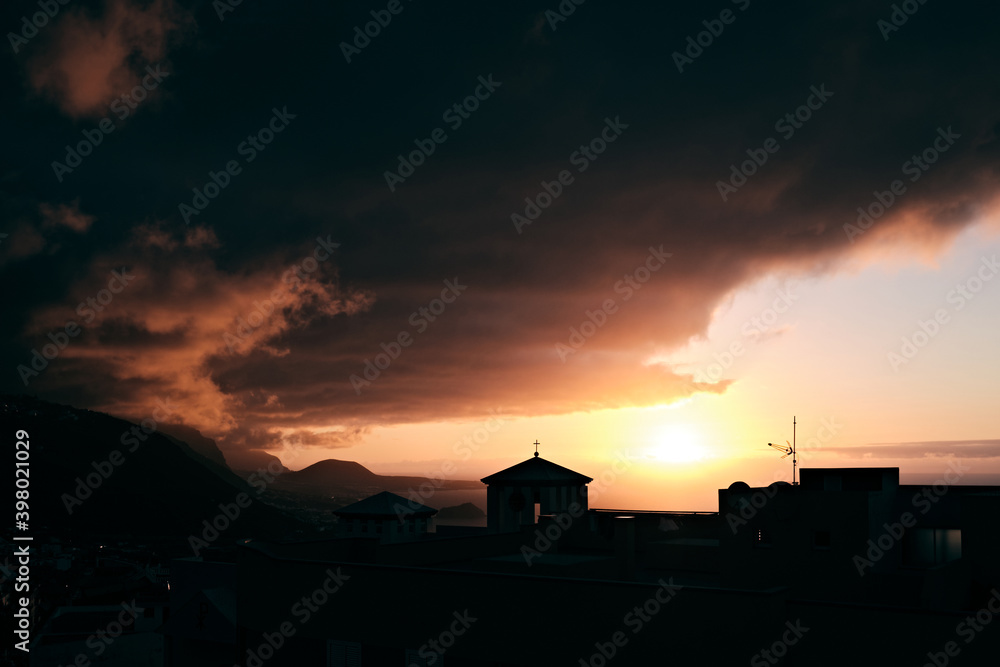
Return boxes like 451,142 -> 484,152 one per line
486,483 -> 587,533
236,545 -> 1000,666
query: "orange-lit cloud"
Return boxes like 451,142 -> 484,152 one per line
22,222 -> 374,454
26,0 -> 186,118
40,200 -> 95,232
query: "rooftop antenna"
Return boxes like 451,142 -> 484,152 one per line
533,440 -> 540,457
768,416 -> 797,485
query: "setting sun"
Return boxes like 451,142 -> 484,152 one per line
646,425 -> 709,463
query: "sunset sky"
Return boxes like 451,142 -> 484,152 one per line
3,0 -> 999,510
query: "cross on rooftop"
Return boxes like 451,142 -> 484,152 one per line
533,440 -> 540,457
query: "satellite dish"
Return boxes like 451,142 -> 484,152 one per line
726,481 -> 751,508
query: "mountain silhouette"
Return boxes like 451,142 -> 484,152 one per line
276,458 -> 481,496
0,394 -> 303,541
158,422 -> 230,469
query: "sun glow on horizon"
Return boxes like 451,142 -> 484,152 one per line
645,424 -> 710,464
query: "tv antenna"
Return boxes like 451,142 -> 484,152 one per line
768,416 -> 797,485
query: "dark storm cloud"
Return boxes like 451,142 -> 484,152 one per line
2,0 -> 999,451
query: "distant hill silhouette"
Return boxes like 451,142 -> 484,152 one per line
0,395 -> 304,541
276,458 -> 482,497
288,459 -> 381,485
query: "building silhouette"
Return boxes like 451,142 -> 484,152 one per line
231,451 -> 1000,666
481,450 -> 592,532
332,491 -> 438,543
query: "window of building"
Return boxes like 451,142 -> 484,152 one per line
754,528 -> 772,547
903,528 -> 962,566
327,640 -> 361,667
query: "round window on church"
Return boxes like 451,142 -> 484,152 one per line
508,491 -> 526,512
